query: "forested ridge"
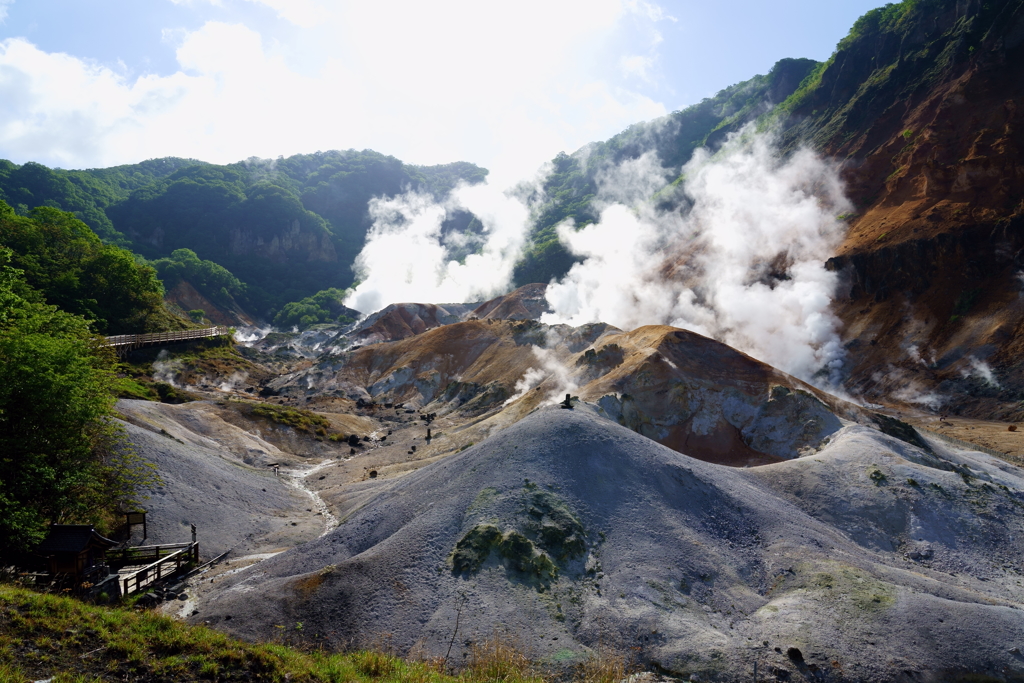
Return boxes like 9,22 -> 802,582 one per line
1,0 -> 1012,326
0,60 -> 839,324
0,151 -> 487,319
0,60 -> 826,323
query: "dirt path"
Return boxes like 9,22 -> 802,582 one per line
282,458 -> 339,535
906,415 -> 1024,465
168,459 -> 339,620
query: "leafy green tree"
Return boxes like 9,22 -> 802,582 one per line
0,202 -> 169,334
152,248 -> 247,308
0,248 -> 156,554
272,288 -> 354,330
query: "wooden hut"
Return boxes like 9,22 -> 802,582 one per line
35,525 -> 117,583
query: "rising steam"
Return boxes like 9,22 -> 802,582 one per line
344,180 -> 535,314
543,128 -> 852,386
348,128 -> 851,387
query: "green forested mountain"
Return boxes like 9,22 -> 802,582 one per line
0,157 -> 203,244
0,61 -> 823,316
0,151 -> 487,317
4,0 -> 1003,317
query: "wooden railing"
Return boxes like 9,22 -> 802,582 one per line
108,542 -> 194,567
118,542 -> 199,596
103,326 -> 230,350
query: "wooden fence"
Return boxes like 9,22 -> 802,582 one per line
114,542 -> 199,596
102,327 -> 230,355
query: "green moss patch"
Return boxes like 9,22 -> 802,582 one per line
251,404 -> 334,436
452,524 -> 504,574
524,491 -> 586,563
451,525 -> 557,583
451,490 -> 586,590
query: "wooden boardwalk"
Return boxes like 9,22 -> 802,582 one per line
103,326 -> 230,355
109,542 -> 200,596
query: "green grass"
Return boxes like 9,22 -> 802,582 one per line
0,584 -> 545,683
251,404 -> 333,437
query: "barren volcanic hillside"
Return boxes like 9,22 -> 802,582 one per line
264,310 -> 898,467
106,292 -> 1024,682
195,406 -> 1024,682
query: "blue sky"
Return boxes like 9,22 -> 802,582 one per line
0,0 -> 883,178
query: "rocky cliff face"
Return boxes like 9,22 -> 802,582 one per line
227,219 -> 337,264
778,0 -> 1024,417
164,279 -> 255,328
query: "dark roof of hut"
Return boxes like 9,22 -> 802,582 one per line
36,525 -> 117,554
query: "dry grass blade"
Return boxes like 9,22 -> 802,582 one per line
463,631 -> 534,683
577,648 -> 632,683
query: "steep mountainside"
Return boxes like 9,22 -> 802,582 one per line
773,0 -> 1024,418
516,0 -> 1024,420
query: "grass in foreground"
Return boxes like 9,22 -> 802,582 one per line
1,584 -> 625,683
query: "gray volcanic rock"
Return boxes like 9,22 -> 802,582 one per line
118,400 -> 322,558
350,302 -> 476,345
194,405 -> 1024,681
471,283 -> 551,321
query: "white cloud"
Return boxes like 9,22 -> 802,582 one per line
625,0 -> 676,23
242,0 -> 328,28
0,0 -> 14,24
620,54 -> 654,81
0,0 -> 671,176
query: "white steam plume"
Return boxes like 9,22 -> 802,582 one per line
218,371 -> 249,392
344,179 -> 536,315
152,349 -> 180,387
234,325 -> 272,344
503,343 -> 579,407
542,128 -> 852,386
876,365 -> 946,410
961,356 -> 1001,388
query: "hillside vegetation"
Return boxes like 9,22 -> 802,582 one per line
0,244 -> 156,555
0,202 -> 176,335
0,151 -> 487,317
512,57 -> 819,285
0,584 -> 552,683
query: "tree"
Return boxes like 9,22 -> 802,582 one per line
272,288 -> 354,330
0,201 -> 171,334
0,247 -> 156,555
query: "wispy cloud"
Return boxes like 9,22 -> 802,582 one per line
0,1 -> 669,176
242,0 -> 328,28
625,0 -> 676,22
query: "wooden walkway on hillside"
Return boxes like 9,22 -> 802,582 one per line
103,326 -> 230,355
108,542 -> 200,596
